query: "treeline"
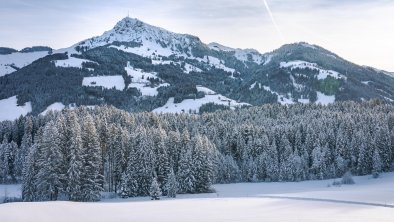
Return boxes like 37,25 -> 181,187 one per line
0,100 -> 394,202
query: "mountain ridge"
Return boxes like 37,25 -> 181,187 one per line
1,17 -> 394,120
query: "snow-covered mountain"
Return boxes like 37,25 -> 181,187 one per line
54,18 -> 267,65
58,18 -> 200,58
1,17 -> 394,120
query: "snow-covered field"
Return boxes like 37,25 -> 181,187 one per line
153,87 -> 249,113
129,83 -> 169,97
1,173 -> 394,222
82,76 -> 125,90
125,65 -> 158,83
0,96 -> 32,121
40,102 -> 66,115
262,85 -> 295,105
260,85 -> 335,105
316,92 -> 335,105
55,56 -> 96,69
280,60 -> 346,80
0,51 -> 49,76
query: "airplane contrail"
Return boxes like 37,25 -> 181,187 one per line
262,0 -> 285,43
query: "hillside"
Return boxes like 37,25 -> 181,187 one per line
1,17 -> 394,120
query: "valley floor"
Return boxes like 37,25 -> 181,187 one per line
1,173 -> 394,222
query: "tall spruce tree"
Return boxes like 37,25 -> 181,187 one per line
166,168 -> 178,198
36,121 -> 63,201
80,114 -> 103,201
66,112 -> 83,201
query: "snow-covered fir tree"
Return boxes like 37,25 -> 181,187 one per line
66,112 -> 84,201
165,168 -> 178,198
80,114 -> 103,201
149,177 -> 162,200
36,121 -> 63,201
0,100 -> 391,202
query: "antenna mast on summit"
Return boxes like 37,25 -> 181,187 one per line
128,10 -> 130,18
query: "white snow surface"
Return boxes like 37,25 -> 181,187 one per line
151,59 -> 173,65
0,96 -> 32,121
280,60 -> 346,80
125,65 -> 158,84
196,86 -> 216,95
82,76 -> 125,90
2,173 -> 394,222
125,64 -> 169,96
197,56 -> 236,74
0,51 -> 49,76
249,82 -> 258,90
129,83 -> 169,97
73,17 -> 194,59
0,64 -> 17,77
54,56 -> 96,69
153,87 -> 249,113
263,54 -> 274,65
263,86 -> 295,105
208,42 -> 235,52
40,102 -> 66,115
184,63 -> 202,74
316,92 -> 335,105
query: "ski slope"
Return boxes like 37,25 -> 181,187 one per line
1,173 -> 394,222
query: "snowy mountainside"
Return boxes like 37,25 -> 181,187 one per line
208,42 -> 266,64
0,47 -> 51,77
59,17 -> 202,59
1,17 -> 394,120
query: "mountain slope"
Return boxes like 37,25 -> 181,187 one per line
0,17 -> 394,120
0,46 -> 52,77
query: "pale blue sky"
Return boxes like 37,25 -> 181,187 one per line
1,0 -> 393,71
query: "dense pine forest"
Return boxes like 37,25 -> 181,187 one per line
0,100 -> 393,202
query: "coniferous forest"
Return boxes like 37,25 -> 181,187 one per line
0,100 -> 393,202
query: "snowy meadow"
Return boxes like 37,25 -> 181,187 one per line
1,172 -> 394,222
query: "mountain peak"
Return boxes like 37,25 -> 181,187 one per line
113,17 -> 144,33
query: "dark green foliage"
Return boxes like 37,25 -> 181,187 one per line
20,46 -> 52,53
0,47 -> 18,55
319,77 -> 341,95
199,103 -> 230,114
